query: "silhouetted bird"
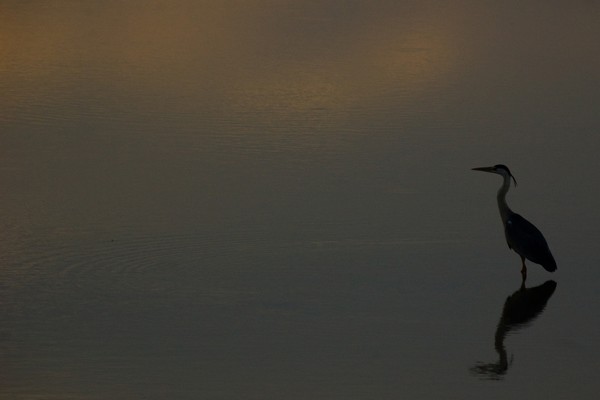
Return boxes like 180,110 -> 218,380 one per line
472,165 -> 557,279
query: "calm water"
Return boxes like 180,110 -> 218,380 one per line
2,1 -> 600,399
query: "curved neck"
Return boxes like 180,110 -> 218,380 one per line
497,174 -> 512,222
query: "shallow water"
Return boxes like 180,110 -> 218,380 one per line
2,1 -> 600,399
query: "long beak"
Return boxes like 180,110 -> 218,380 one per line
471,166 -> 518,187
471,166 -> 495,172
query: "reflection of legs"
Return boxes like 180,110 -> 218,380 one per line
520,256 -> 527,281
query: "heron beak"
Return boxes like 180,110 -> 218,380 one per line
471,166 -> 495,173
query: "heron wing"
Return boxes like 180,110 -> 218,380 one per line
505,213 -> 557,271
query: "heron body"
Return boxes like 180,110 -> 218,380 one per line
472,164 -> 557,277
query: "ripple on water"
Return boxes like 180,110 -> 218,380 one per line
53,231 -> 265,299
0,229 -> 282,316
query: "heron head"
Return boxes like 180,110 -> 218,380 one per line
472,164 -> 517,186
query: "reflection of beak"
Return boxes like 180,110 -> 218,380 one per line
472,166 -> 495,173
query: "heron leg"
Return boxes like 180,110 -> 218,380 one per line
520,257 -> 527,281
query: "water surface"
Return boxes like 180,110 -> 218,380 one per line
2,1 -> 600,399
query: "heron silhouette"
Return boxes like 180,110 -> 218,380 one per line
472,164 -> 557,280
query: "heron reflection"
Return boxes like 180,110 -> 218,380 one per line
470,280 -> 557,379
472,165 -> 557,280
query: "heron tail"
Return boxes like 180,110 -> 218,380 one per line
543,256 -> 557,272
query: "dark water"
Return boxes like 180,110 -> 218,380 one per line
2,1 -> 600,398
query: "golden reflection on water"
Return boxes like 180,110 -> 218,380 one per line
230,29 -> 458,117
0,1 -> 460,127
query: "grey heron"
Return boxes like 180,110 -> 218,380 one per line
472,164 -> 557,279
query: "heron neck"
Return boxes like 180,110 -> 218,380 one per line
496,175 -> 512,222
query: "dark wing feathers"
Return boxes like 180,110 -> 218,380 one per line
505,213 -> 557,272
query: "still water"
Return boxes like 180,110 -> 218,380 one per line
2,1 -> 600,398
